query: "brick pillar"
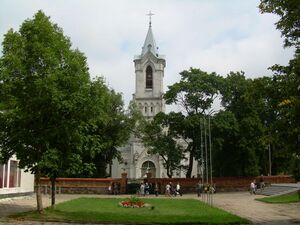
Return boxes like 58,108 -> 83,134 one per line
121,173 -> 127,194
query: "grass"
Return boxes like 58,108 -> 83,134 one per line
11,197 -> 248,224
256,192 -> 300,203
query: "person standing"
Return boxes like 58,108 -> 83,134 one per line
259,174 -> 265,191
140,182 -> 145,196
145,182 -> 150,195
250,180 -> 256,194
176,182 -> 182,196
113,182 -> 118,195
154,183 -> 159,196
196,181 -> 203,197
165,183 -> 171,197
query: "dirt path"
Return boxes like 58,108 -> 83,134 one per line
0,193 -> 299,224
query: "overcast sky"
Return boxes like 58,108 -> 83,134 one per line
0,0 -> 294,107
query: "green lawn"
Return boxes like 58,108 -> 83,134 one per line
12,197 -> 248,224
257,193 -> 300,203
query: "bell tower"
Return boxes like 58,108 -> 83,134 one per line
133,12 -> 166,118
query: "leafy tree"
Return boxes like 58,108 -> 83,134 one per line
164,68 -> 222,177
259,0 -> 300,176
0,11 -> 93,212
211,111 -> 240,176
78,86 -> 140,178
259,0 -> 300,47
140,112 -> 185,178
217,72 -> 265,176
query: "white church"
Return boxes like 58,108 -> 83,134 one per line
111,17 -> 198,179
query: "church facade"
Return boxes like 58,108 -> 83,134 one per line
111,20 -> 198,179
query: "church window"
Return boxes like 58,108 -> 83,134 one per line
150,106 -> 153,113
144,106 -> 147,113
146,66 -> 153,89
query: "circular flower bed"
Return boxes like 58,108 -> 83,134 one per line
119,196 -> 145,208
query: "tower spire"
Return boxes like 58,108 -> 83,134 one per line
146,10 -> 154,27
141,11 -> 158,56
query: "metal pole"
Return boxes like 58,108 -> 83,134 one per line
200,118 -> 205,202
200,118 -> 204,186
268,144 -> 272,176
204,117 -> 208,185
204,117 -> 209,204
208,115 -> 213,205
209,115 -> 212,185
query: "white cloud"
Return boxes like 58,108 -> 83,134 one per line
0,0 -> 294,107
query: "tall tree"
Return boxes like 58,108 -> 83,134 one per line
211,111 -> 240,176
0,11 -> 91,212
218,72 -> 264,176
164,68 -> 222,177
78,84 -> 140,178
140,112 -> 185,178
259,0 -> 300,177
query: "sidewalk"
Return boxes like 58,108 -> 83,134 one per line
0,192 -> 299,224
212,192 -> 300,225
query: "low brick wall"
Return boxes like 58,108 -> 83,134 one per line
213,175 -> 295,192
146,175 -> 295,193
39,175 -> 127,194
37,175 -> 295,195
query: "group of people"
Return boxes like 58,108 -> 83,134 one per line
137,182 -> 182,197
250,174 -> 265,194
139,182 -> 152,196
196,181 -> 216,197
137,181 -> 217,197
165,182 -> 182,197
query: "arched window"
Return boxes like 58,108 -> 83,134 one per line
146,66 -> 153,89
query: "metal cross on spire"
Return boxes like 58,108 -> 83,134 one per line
146,10 -> 155,27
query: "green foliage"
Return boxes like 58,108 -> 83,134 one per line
0,11 -> 136,211
139,112 -> 185,178
214,72 -> 266,176
257,193 -> 300,203
289,154 -> 300,181
165,68 -> 222,114
0,10 -> 91,177
126,183 -> 140,194
259,0 -> 300,47
164,68 -> 222,177
0,10 -> 136,179
258,0 -> 300,175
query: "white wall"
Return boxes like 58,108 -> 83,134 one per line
0,155 -> 34,195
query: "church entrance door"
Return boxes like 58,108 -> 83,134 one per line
141,161 -> 156,178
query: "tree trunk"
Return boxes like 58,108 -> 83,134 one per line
50,177 -> 56,207
166,163 -> 172,178
35,170 -> 44,213
186,151 -> 194,178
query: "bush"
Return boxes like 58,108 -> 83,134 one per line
127,183 -> 140,194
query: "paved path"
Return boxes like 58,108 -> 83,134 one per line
212,192 -> 300,225
0,192 -> 299,224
